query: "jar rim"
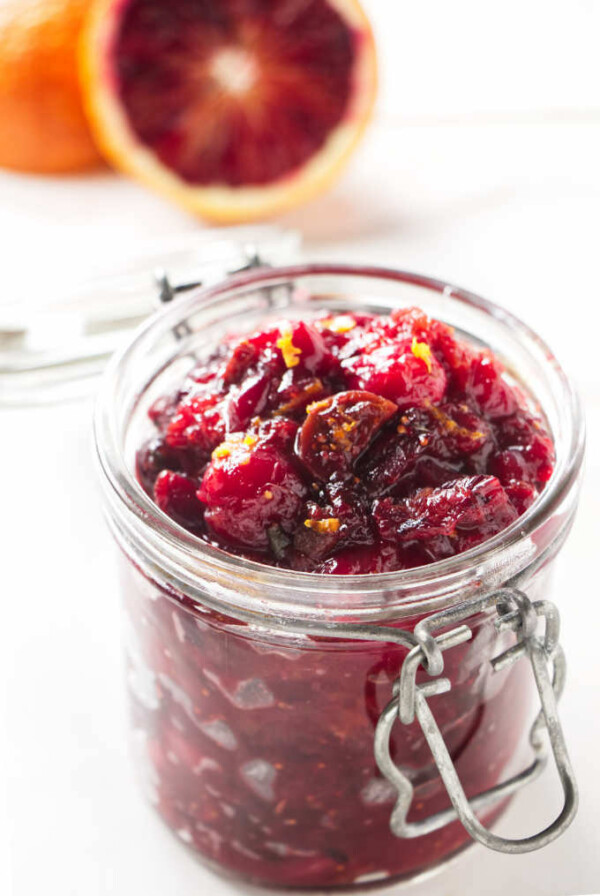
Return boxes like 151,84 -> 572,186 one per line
95,263 -> 585,623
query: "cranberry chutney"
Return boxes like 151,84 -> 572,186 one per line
97,266 -> 582,890
137,307 -> 554,572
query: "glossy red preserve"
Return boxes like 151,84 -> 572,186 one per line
123,559 -> 531,886
136,308 -> 554,572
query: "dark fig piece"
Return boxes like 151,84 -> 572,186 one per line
296,390 -> 397,481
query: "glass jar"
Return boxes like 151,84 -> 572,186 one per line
95,264 -> 584,889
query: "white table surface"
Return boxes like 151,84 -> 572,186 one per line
1,3 -> 600,894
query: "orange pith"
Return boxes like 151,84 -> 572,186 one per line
81,0 -> 377,222
0,0 -> 103,174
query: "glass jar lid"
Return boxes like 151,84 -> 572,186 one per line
0,225 -> 300,406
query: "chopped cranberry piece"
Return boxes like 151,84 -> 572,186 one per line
312,542 -> 405,574
343,338 -> 447,408
296,390 -> 397,481
491,408 -> 555,487
465,352 -> 518,419
225,371 -> 273,430
272,370 -> 331,418
374,475 -> 518,561
359,403 -> 491,496
221,339 -> 259,385
136,436 -> 183,495
504,479 -> 538,515
148,392 -> 184,431
198,423 -> 307,550
293,482 -> 374,560
282,320 -> 339,376
154,470 -> 204,529
165,392 -> 227,455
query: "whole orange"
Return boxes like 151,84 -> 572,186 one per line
0,0 -> 103,173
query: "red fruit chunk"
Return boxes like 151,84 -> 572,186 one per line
281,321 -> 338,377
165,392 -> 227,454
293,482 -> 374,560
491,409 -> 555,487
296,390 -> 397,481
225,371 -> 273,431
154,470 -> 204,529
359,403 -> 491,496
374,475 -> 518,560
272,370 -> 330,418
221,339 -> 258,385
504,480 -> 538,515
199,423 -> 307,550
390,306 -> 432,333
148,392 -> 185,431
428,319 -> 475,390
312,542 -> 405,575
316,311 -> 382,358
465,352 -> 517,419
137,436 -> 184,495
343,339 -> 446,409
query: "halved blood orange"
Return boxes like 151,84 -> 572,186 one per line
80,0 -> 377,222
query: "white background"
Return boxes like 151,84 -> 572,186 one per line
1,2 -> 599,895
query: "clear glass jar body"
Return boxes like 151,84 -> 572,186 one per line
96,265 -> 583,889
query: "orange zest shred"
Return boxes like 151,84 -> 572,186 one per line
429,404 -> 484,440
319,315 -> 357,334
274,379 -> 323,415
276,328 -> 302,368
306,398 -> 331,414
411,337 -> 433,373
304,518 -> 341,534
263,490 -> 273,500
213,431 -> 255,460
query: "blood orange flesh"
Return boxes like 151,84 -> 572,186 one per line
114,0 -> 360,186
82,0 -> 376,220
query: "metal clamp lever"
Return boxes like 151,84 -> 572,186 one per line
374,588 -> 578,854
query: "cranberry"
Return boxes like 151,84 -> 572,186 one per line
343,338 -> 447,408
464,352 -> 518,419
221,339 -> 259,385
271,370 -> 331,418
198,423 -> 307,550
282,320 -> 339,376
491,409 -> 555,487
374,475 -> 518,562
311,542 -> 404,574
165,392 -> 227,455
153,470 -> 204,529
293,482 -> 374,561
359,403 -> 491,496
136,436 -> 183,495
504,479 -> 538,515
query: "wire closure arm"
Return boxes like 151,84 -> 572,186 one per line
374,589 -> 578,854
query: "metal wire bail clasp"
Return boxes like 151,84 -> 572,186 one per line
374,588 -> 578,854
